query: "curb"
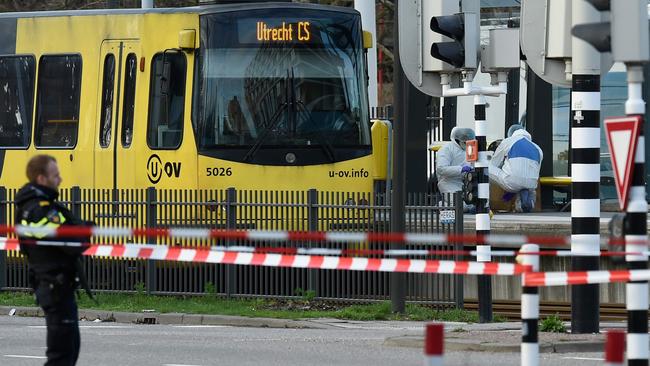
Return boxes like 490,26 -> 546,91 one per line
384,335 -> 604,354
0,306 -> 329,329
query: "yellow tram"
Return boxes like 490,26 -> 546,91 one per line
0,2 -> 389,200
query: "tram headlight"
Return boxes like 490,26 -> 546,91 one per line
285,152 -> 296,164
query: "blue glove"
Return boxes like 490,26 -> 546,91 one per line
502,191 -> 516,202
461,164 -> 473,173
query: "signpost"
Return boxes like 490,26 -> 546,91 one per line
604,116 -> 641,210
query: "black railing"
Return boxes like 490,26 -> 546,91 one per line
0,187 -> 463,308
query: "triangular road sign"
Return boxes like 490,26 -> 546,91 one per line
605,116 -> 642,211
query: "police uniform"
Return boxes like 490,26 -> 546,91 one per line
15,183 -> 89,366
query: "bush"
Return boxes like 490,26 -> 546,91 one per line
134,282 -> 146,295
539,314 -> 566,333
294,288 -> 316,302
204,281 -> 217,296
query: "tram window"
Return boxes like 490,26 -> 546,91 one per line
0,55 -> 35,148
99,54 -> 115,148
147,52 -> 186,149
121,53 -> 137,147
35,54 -> 82,148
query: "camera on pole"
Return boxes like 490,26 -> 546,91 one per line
462,170 -> 478,206
429,9 -> 478,70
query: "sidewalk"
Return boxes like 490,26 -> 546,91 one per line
1,305 -> 617,354
465,211 -> 621,236
384,322 -> 616,354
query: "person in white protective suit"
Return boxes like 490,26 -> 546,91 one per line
489,124 -> 543,212
436,127 -> 475,194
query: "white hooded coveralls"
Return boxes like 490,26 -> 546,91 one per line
489,129 -> 543,192
436,127 -> 473,194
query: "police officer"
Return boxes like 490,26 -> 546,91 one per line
15,154 -> 90,366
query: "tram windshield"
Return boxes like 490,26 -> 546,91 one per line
194,7 -> 371,164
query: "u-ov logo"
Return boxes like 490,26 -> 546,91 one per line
147,154 -> 181,184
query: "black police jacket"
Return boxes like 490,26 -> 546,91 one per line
15,183 -> 89,281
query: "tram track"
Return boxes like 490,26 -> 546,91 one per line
464,299 -> 629,321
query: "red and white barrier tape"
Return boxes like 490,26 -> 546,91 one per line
1,225 -> 580,246
523,269 -> 650,287
3,237 -> 649,258
87,244 -> 528,275
5,224 -> 646,247
0,238 -> 18,251
0,238 -> 528,275
12,236 -> 650,284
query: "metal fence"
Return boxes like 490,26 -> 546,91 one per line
0,187 -> 463,308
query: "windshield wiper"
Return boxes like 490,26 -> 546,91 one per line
244,68 -> 336,164
243,101 -> 288,162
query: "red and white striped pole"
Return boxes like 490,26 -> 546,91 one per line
424,323 -> 444,366
605,329 -> 625,366
519,244 -> 540,366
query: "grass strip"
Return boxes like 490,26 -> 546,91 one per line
0,291 -> 503,322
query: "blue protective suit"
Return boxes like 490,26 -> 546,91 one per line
489,129 -> 543,192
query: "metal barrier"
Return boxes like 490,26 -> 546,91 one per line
0,187 -> 463,308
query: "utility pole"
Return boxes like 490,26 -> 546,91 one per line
390,0 -> 406,314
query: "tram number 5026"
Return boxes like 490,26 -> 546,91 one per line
206,167 -> 233,177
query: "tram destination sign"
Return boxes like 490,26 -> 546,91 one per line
237,19 -> 315,44
256,21 -> 311,42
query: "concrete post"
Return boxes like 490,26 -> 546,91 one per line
519,244 -> 540,366
605,330 -> 625,366
424,323 -> 444,366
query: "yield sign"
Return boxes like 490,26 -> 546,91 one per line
604,116 -> 642,211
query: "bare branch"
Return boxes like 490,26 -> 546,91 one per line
376,42 -> 393,62
377,0 -> 394,12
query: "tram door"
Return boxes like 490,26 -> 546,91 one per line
95,40 -> 140,189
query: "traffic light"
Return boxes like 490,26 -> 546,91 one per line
610,0 -> 649,63
429,10 -> 478,69
572,0 -> 649,62
571,0 -> 611,53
